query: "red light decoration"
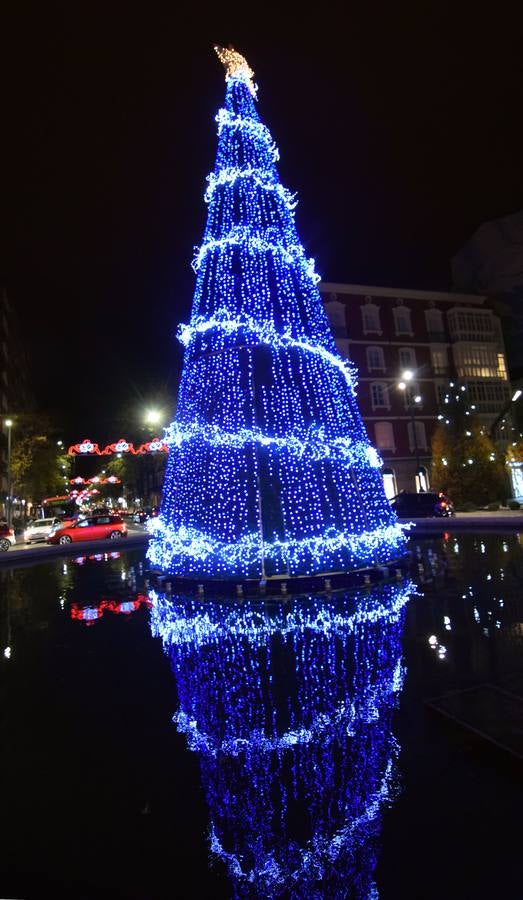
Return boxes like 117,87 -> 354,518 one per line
68,476 -> 122,485
70,593 -> 152,625
72,552 -> 122,564
68,438 -> 169,456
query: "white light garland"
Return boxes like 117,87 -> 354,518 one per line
163,421 -> 381,467
173,659 -> 405,757
204,164 -> 298,210
147,519 -> 409,575
177,309 -> 357,394
191,226 -> 320,284
149,581 -> 413,649
215,108 -> 279,161
209,756 -> 397,890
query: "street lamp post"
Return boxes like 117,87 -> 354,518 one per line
143,409 -> 164,507
397,372 -> 423,491
4,419 -> 13,526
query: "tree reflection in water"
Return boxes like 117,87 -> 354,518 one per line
150,580 -> 414,898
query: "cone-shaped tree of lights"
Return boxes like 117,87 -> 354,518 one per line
148,46 -> 408,578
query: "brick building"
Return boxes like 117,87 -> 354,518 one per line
321,282 -> 511,496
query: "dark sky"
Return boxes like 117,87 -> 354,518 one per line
4,3 -> 522,438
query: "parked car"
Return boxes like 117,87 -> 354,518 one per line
47,517 -> 79,540
47,514 -> 128,545
389,491 -> 455,518
24,517 -> 63,544
132,507 -> 159,525
0,523 -> 16,551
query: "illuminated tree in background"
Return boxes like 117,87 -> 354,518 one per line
148,46 -> 407,578
431,379 -> 506,506
150,580 -> 411,897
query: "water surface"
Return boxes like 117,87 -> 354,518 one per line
1,535 -> 522,898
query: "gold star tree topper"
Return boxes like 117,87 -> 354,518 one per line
214,45 -> 256,96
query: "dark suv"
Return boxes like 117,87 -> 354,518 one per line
390,491 -> 454,518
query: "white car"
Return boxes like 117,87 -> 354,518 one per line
24,517 -> 62,544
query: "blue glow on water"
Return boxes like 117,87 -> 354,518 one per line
150,579 -> 413,896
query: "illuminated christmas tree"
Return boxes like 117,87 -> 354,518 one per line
148,46 -> 407,578
150,580 -> 411,896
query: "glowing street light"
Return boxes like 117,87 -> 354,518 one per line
144,409 -> 163,426
512,389 -> 522,403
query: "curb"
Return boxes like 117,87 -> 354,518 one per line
400,517 -> 523,531
0,533 -> 149,568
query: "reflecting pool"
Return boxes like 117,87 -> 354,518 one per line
1,534 -> 523,899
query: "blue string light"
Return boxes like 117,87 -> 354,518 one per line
148,50 -> 407,578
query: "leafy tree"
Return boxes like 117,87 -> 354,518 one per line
9,416 -> 72,505
507,438 -> 523,463
105,454 -> 140,502
431,380 -> 507,506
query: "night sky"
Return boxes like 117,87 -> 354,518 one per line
4,4 -> 522,439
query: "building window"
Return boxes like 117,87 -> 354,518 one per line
467,380 -> 510,413
407,420 -> 428,450
497,353 -> 508,380
366,346 -> 385,371
393,305 -> 413,336
371,382 -> 390,409
361,302 -> 381,334
416,466 -> 430,493
375,422 -> 395,450
431,346 -> 448,375
453,344 -> 499,378
399,347 -> 416,371
448,309 -> 494,342
425,308 -> 444,337
382,467 -> 397,499
326,300 -> 347,337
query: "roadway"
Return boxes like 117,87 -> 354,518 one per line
0,523 -> 149,567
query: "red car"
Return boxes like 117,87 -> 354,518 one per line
0,523 -> 16,552
47,514 -> 127,545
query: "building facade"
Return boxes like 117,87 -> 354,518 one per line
321,282 -> 511,496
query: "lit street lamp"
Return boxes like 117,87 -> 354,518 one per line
3,418 -> 13,526
397,373 -> 423,491
144,409 -> 163,427
143,409 -> 165,509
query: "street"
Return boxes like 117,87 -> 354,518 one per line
0,522 -> 149,564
